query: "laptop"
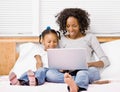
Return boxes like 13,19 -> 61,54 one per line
47,48 -> 88,70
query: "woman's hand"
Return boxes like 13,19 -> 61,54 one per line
88,61 -> 104,68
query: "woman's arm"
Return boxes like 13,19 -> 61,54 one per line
89,34 -> 110,68
34,55 -> 43,69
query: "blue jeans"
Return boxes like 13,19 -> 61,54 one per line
46,69 -> 89,90
19,67 -> 48,85
88,67 -> 100,84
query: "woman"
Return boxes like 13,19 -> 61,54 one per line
46,8 -> 110,92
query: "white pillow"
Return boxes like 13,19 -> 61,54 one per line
19,42 -> 36,56
100,40 -> 120,80
10,42 -> 40,78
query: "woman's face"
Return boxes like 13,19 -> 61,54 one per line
66,17 -> 81,39
42,33 -> 58,50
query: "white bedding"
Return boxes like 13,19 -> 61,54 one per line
0,76 -> 68,92
1,40 -> 120,92
0,75 -> 120,92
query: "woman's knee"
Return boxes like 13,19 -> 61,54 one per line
46,69 -> 64,82
75,70 -> 89,86
76,70 -> 88,78
88,67 -> 100,83
46,69 -> 58,81
88,67 -> 99,75
89,67 -> 98,71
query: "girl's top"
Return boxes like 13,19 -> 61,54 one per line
32,44 -> 48,68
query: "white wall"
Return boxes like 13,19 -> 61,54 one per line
0,0 -> 120,36
0,0 -> 39,36
39,0 -> 120,36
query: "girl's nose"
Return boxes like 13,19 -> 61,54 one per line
50,43 -> 56,47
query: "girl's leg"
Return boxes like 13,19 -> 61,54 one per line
9,72 -> 20,85
19,71 -> 29,81
34,67 -> 48,85
19,71 -> 32,85
88,67 -> 100,84
46,69 -> 64,83
27,70 -> 36,86
19,68 -> 48,85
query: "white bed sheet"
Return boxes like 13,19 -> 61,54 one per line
0,75 -> 68,92
0,75 -> 120,92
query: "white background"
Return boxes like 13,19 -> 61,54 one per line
0,0 -> 120,36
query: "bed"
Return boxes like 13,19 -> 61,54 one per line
0,39 -> 120,92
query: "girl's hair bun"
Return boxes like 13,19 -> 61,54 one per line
46,26 -> 51,30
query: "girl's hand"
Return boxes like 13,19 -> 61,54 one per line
35,55 -> 43,70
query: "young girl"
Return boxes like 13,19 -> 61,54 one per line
9,28 -> 60,86
46,8 -> 110,92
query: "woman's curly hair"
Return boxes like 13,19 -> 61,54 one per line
56,8 -> 90,35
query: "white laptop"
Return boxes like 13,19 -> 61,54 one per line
47,48 -> 88,70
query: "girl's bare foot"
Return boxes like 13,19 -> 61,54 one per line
27,70 -> 36,86
92,80 -> 110,84
64,73 -> 78,92
9,72 -> 20,85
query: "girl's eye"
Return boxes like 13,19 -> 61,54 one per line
54,42 -> 57,44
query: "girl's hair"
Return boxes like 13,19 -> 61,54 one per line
56,8 -> 90,35
39,27 -> 60,44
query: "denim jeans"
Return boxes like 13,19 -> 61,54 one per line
46,69 -> 89,90
88,67 -> 100,84
19,67 -> 48,85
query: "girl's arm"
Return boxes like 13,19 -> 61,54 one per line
34,55 -> 43,69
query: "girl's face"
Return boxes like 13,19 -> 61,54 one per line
42,33 -> 58,50
66,17 -> 82,39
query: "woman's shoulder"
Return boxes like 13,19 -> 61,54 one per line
84,32 -> 97,40
83,32 -> 98,45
